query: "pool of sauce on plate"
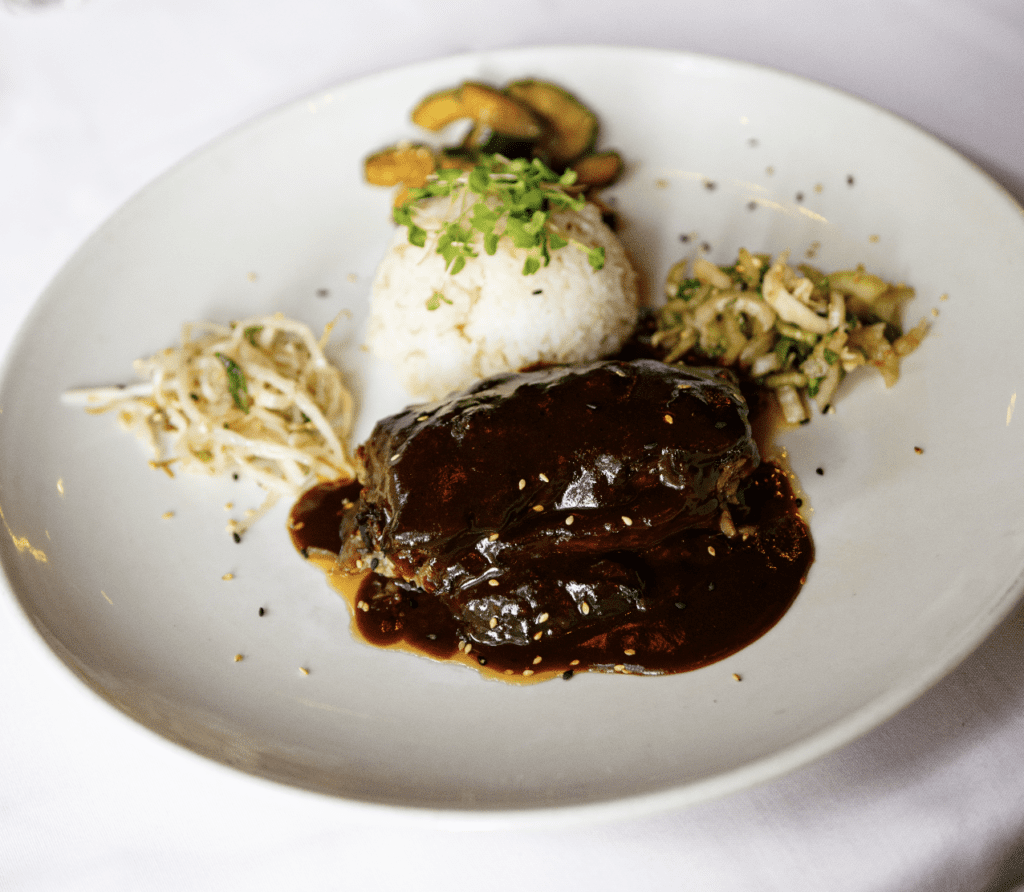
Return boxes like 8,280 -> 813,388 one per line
288,455 -> 813,683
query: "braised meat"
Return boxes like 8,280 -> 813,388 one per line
336,359 -> 759,645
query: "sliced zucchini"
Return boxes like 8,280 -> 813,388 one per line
504,79 -> 598,167
410,87 -> 466,131
477,131 -> 539,160
459,82 -> 542,139
410,82 -> 542,140
569,150 -> 623,189
437,147 -> 477,171
364,143 -> 436,188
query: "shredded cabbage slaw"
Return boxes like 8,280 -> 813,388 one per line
655,249 -> 929,424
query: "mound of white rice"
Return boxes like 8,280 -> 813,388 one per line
366,195 -> 639,400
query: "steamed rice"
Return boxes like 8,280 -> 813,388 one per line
367,195 -> 639,399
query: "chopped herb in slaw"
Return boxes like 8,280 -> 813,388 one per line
654,249 -> 929,424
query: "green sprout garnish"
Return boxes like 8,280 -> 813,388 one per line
215,352 -> 250,413
242,325 -> 263,348
394,155 -> 606,278
426,291 -> 454,311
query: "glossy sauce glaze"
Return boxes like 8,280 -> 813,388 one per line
288,360 -> 813,683
291,463 -> 810,682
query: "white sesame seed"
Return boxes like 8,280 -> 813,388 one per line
565,515 -> 574,526
570,659 -> 580,667
622,516 -> 633,526
533,504 -> 544,512
522,669 -> 535,677
488,578 -> 499,587
533,631 -> 543,640
663,414 -> 674,424
416,414 -> 429,421
624,648 -> 636,656
464,643 -> 472,655
613,664 -> 625,672
532,656 -> 542,665
580,602 -> 591,615
489,617 -> 498,629
538,473 -> 549,483
488,532 -> 499,541
518,478 -> 526,490
537,612 -> 549,624
299,667 -> 310,676
708,545 -> 716,556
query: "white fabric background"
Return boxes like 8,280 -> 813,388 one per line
2,1 -> 1023,890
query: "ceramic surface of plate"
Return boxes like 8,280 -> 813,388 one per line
2,46 -> 1023,821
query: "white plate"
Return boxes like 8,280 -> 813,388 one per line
2,46 -> 1024,823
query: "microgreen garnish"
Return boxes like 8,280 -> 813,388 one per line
215,352 -> 250,413
395,154 -> 606,278
426,291 -> 453,311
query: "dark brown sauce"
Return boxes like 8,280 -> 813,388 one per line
289,460 -> 812,683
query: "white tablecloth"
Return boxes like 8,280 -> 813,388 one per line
2,1 -> 1023,889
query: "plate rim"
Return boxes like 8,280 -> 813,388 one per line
3,43 -> 1024,823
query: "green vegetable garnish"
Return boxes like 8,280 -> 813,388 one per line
215,352 -> 250,413
425,291 -> 453,311
395,154 -> 606,277
243,325 -> 264,348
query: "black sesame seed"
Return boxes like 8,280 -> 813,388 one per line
680,233 -> 691,243
369,557 -> 379,571
747,201 -> 757,211
562,669 -> 574,680
704,180 -> 717,191
847,175 -> 855,186
316,288 -> 329,297
701,241 -> 711,252
477,656 -> 488,666
795,498 -> 803,507
232,531 -> 242,544
816,467 -> 824,476
532,289 -> 543,295
232,473 -> 240,481
796,192 -> 804,202
300,547 -> 309,559
258,607 -> 265,617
